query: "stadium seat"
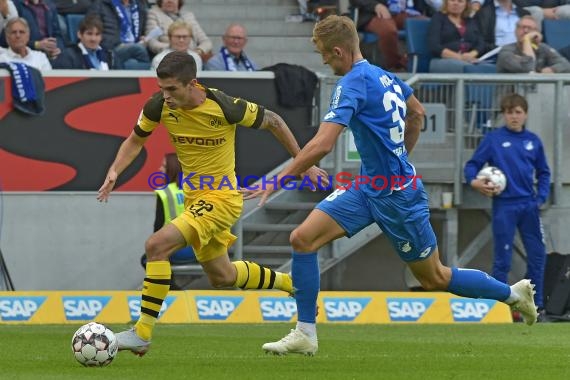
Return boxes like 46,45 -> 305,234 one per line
463,64 -> 498,136
405,18 -> 431,73
66,14 -> 85,45
542,19 -> 570,51
351,7 -> 379,62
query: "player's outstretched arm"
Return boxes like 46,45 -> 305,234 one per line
404,94 -> 425,155
97,131 -> 148,202
246,121 -> 343,206
258,110 -> 329,187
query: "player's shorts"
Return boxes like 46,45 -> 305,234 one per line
171,190 -> 242,263
315,179 -> 437,262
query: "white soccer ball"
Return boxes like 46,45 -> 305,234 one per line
477,166 -> 507,194
71,322 -> 118,367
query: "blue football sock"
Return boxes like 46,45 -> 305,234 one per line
447,267 -> 510,301
292,251 -> 319,323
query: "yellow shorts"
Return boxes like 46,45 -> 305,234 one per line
171,190 -> 243,263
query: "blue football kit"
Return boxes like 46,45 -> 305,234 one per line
316,59 -> 436,262
291,60 -> 511,327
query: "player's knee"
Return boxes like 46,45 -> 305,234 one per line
416,270 -> 450,291
207,272 -> 233,288
290,228 -> 318,252
144,235 -> 168,261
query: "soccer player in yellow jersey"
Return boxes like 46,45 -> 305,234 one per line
96,51 -> 328,355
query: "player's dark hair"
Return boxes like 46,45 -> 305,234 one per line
164,153 -> 181,184
500,93 -> 528,113
79,14 -> 103,34
156,51 -> 197,84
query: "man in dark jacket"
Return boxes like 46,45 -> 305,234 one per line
88,0 -> 149,69
475,0 -> 529,54
53,15 -> 114,69
3,0 -> 65,59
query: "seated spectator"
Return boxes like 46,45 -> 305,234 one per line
428,0 -> 487,72
145,0 -> 211,60
560,44 -> 570,61
3,17 -> 51,70
497,15 -> 570,73
350,0 -> 427,71
475,0 -> 529,54
517,0 -> 570,30
88,0 -> 150,70
52,15 -> 114,70
150,20 -> 202,71
0,0 -> 18,35
425,0 -> 483,16
11,0 -> 64,59
204,23 -> 257,71
54,0 -> 91,45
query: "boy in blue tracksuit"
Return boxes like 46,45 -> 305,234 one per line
464,93 -> 551,310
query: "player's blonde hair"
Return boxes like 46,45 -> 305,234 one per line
312,15 -> 359,54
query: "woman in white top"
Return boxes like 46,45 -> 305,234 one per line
150,20 -> 202,71
145,0 -> 211,57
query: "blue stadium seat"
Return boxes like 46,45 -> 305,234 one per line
405,18 -> 431,73
66,14 -> 85,45
543,19 -> 570,51
463,64 -> 497,134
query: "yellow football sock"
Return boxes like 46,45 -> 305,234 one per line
232,260 -> 292,293
134,260 -> 171,341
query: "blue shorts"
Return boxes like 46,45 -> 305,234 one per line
315,180 -> 437,262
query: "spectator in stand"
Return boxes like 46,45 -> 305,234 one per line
8,0 -> 63,59
145,0 -> 211,61
204,23 -> 257,71
560,44 -> 570,61
350,0 -> 428,71
54,0 -> 91,46
497,15 -> 570,73
0,0 -> 18,35
517,0 -> 570,30
88,0 -> 150,70
3,17 -> 51,69
428,0 -> 487,72
425,0 -> 484,16
53,15 -> 114,70
150,20 -> 202,71
475,0 -> 529,55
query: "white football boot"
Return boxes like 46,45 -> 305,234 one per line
510,279 -> 538,326
116,328 -> 151,356
262,329 -> 318,356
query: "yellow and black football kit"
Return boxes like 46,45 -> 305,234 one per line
135,85 -> 263,261
132,86 -> 292,342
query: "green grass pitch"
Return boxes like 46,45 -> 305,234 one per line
0,323 -> 568,380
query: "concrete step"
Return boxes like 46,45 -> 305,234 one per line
200,19 -> 315,37
264,201 -> 316,211
232,36 -> 315,52
183,4 -> 298,20
243,245 -> 291,254
188,0 -> 298,6
243,223 -> 298,232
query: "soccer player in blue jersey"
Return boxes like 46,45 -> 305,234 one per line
464,93 -> 550,314
246,15 -> 539,356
